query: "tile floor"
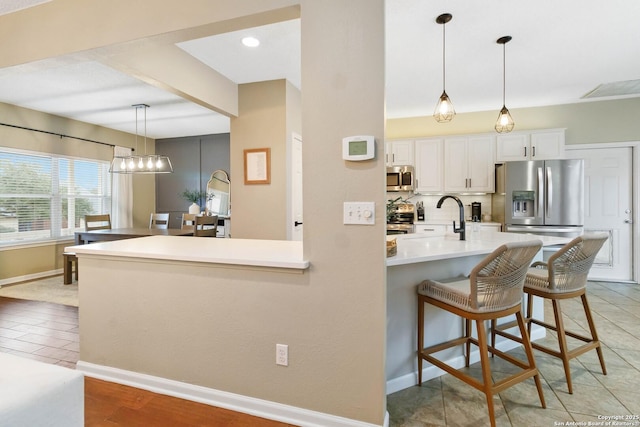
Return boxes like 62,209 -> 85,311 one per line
387,281 -> 640,427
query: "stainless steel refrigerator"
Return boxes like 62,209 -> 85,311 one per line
503,159 -> 584,237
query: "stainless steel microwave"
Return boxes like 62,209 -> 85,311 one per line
387,165 -> 415,192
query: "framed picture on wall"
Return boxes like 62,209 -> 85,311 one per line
243,148 -> 271,184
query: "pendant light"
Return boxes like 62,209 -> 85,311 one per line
109,104 -> 173,174
433,13 -> 455,123
495,36 -> 515,133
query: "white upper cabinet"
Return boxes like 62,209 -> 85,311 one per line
385,140 -> 414,166
414,138 -> 443,193
443,135 -> 495,192
496,129 -> 565,162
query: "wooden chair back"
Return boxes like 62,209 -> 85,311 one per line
181,213 -> 196,230
194,215 -> 218,237
85,214 -> 111,231
149,213 -> 170,229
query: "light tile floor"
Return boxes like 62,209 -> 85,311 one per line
387,281 -> 640,427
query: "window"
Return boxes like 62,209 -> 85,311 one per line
0,148 -> 111,245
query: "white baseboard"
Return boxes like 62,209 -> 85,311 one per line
386,326 -> 546,395
0,269 -> 63,288
77,361 -> 389,427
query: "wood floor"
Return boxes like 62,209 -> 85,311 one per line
0,296 -> 296,426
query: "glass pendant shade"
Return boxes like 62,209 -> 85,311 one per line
495,105 -> 515,133
433,13 -> 455,123
434,90 -> 455,122
109,104 -> 173,174
495,35 -> 514,133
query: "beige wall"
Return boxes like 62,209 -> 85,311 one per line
386,97 -> 640,145
300,0 -> 386,421
0,102 -> 155,281
231,80 -> 289,240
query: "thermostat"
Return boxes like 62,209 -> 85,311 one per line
342,135 -> 375,161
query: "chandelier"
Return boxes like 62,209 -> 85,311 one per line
109,104 -> 173,174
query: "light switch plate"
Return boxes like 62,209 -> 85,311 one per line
343,202 -> 375,225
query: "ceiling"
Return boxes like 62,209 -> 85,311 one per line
0,0 -> 639,139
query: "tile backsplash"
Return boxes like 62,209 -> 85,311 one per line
386,193 -> 494,223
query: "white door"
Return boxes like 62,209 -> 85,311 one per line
566,147 -> 633,281
290,134 -> 303,241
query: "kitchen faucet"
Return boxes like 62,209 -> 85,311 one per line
436,195 -> 466,241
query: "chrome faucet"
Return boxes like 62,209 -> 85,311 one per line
436,195 -> 466,241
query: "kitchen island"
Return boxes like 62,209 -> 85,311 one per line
386,231 -> 570,394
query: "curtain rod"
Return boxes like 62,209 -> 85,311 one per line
0,121 -> 119,149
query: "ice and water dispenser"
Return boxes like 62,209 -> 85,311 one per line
511,191 -> 535,218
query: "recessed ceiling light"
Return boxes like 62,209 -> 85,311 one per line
241,37 -> 260,47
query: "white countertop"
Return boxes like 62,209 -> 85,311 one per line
386,231 -> 569,267
67,236 -> 309,270
413,220 -> 501,226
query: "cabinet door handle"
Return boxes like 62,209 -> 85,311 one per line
524,146 -> 527,157
532,146 -> 536,157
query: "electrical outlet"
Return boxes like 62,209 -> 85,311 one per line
276,344 -> 288,366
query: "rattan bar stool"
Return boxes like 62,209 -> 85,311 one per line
493,233 -> 609,395
417,240 -> 544,427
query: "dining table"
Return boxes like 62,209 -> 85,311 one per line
74,227 -> 193,245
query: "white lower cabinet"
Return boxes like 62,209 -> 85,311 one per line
414,224 -> 447,236
414,222 -> 502,236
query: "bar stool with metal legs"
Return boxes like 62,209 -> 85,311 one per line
417,240 -> 544,427
494,233 -> 609,395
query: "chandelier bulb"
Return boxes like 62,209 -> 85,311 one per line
147,157 -> 154,169
156,158 -> 163,168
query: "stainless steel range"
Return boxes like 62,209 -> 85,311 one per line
387,203 -> 415,235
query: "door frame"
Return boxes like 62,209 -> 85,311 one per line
566,141 -> 639,283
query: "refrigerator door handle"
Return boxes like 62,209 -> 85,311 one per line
546,166 -> 552,218
537,167 -> 544,219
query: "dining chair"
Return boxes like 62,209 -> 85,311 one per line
181,213 -> 196,230
149,213 -> 170,229
193,215 -> 218,237
493,233 -> 609,394
417,240 -> 544,427
84,214 -> 111,231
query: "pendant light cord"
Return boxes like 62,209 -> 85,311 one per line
143,105 -> 147,156
502,42 -> 506,106
442,21 -> 446,91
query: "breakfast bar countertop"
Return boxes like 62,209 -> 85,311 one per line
386,231 -> 570,267
67,235 -> 309,270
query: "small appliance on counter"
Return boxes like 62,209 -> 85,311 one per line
416,201 -> 425,221
471,202 -> 481,222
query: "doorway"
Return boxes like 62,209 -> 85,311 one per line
566,145 -> 635,282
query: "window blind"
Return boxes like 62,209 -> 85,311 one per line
0,148 -> 111,245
